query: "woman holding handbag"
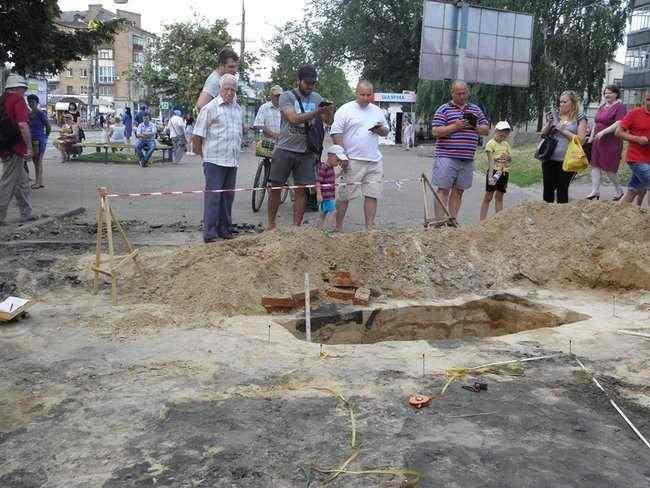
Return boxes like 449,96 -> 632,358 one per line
586,85 -> 626,200
540,91 -> 588,203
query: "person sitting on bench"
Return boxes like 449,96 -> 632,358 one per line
134,113 -> 157,167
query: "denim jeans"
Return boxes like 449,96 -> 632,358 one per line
628,162 -> 650,193
135,139 -> 156,164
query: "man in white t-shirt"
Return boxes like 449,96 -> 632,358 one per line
166,110 -> 186,163
330,80 -> 389,231
195,48 -> 240,112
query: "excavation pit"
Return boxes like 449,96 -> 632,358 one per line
284,294 -> 589,345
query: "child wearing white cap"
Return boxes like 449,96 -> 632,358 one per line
480,121 -> 512,222
317,145 -> 345,230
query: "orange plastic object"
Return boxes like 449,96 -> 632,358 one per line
408,395 -> 432,409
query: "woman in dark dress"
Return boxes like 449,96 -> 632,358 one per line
123,107 -> 133,143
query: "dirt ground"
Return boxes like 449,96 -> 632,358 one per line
0,201 -> 649,487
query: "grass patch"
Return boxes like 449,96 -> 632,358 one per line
75,150 -> 164,165
475,141 -> 634,188
476,142 -> 541,187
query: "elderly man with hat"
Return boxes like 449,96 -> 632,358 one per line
253,85 -> 283,145
0,73 -> 35,225
166,109 -> 187,163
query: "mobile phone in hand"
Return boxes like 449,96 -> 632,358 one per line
319,101 -> 333,107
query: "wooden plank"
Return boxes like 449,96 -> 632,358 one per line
114,250 -> 139,271
91,267 -> 113,277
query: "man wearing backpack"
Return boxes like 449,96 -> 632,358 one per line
267,64 -> 332,230
0,74 -> 35,225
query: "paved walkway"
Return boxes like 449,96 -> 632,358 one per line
5,141 -> 542,230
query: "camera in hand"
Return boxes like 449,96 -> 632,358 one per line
462,112 -> 478,128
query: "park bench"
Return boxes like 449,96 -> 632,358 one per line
74,142 -> 173,164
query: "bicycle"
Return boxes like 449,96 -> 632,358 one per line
251,155 -> 290,212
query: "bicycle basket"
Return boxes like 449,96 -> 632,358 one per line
255,139 -> 275,158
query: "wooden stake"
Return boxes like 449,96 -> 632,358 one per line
421,174 -> 457,227
104,194 -> 117,305
421,177 -> 431,228
92,187 -> 143,306
94,204 -> 103,294
305,272 -> 312,343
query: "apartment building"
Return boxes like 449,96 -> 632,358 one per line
622,0 -> 650,106
48,3 -> 154,123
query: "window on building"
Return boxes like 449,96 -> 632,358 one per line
80,86 -> 88,95
98,49 -> 114,60
631,7 -> 650,33
98,65 -> 115,84
98,85 -> 113,97
625,47 -> 650,72
79,68 -> 88,78
65,68 -> 73,78
133,51 -> 145,65
66,85 -> 74,94
133,34 -> 145,47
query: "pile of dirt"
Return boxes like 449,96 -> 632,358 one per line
109,201 -> 648,316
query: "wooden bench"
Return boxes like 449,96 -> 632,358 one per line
74,142 -> 173,164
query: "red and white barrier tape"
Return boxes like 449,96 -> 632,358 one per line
104,177 -> 422,199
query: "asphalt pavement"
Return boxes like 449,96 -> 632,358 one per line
5,131 -> 541,231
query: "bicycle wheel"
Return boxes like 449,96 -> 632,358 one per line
252,159 -> 268,212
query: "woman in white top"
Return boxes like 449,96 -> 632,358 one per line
108,116 -> 126,152
103,114 -> 114,143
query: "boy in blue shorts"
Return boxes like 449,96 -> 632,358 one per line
316,145 -> 345,229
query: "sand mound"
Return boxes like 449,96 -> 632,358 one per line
113,201 -> 649,315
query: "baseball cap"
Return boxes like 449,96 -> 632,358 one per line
297,64 -> 318,82
4,73 -> 28,90
495,121 -> 512,131
327,144 -> 348,160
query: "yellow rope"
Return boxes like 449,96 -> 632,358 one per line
310,387 -> 422,486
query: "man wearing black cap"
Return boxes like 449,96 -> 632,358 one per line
267,64 -> 331,230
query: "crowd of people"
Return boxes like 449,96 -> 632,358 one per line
1,49 -> 649,235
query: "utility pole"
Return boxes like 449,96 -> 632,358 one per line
240,0 -> 245,64
88,54 -> 95,125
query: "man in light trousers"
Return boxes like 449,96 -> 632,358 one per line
166,109 -> 186,163
193,74 -> 243,242
0,73 -> 35,225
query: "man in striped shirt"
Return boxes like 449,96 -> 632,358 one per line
193,74 -> 243,242
432,80 -> 489,221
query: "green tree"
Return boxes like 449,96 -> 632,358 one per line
267,21 -> 354,107
307,0 -> 423,91
306,0 -> 629,129
0,0 -> 125,75
130,16 -> 257,111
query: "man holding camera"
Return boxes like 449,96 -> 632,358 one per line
267,65 -> 332,230
431,80 -> 489,221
